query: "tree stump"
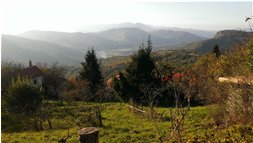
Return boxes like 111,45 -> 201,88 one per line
79,127 -> 99,143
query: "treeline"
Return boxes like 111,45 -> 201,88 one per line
101,49 -> 199,79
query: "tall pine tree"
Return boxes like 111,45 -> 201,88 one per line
80,48 -> 103,95
126,35 -> 155,84
124,35 -> 156,102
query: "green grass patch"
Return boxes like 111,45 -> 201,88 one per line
2,102 -> 253,143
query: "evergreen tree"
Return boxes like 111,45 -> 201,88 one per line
29,60 -> 32,67
212,44 -> 221,58
124,36 -> 157,102
126,36 -> 155,84
80,48 -> 103,95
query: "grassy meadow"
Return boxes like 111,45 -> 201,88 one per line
2,102 -> 253,143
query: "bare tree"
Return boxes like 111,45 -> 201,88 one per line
139,84 -> 166,115
44,63 -> 67,100
168,86 -> 190,143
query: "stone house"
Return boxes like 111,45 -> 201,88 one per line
19,66 -> 45,87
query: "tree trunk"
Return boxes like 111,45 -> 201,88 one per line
79,127 -> 98,143
47,116 -> 52,129
95,107 -> 103,127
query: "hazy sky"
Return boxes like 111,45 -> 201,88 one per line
1,0 -> 252,34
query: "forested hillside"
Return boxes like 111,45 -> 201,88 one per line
182,30 -> 253,53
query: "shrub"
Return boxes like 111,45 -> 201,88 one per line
3,77 -> 42,115
62,79 -> 92,102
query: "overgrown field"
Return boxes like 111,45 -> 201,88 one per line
2,102 -> 253,143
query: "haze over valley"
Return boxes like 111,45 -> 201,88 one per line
2,22 -> 252,65
2,23 -> 215,64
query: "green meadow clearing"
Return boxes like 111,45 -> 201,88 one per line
2,102 -> 253,143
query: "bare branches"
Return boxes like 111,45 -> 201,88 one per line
168,87 -> 191,143
245,16 -> 253,31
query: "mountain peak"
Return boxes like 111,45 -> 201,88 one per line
214,30 -> 249,39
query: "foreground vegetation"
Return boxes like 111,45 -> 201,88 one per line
2,36 -> 253,143
2,102 -> 253,143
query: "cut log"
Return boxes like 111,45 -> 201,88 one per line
79,127 -> 98,143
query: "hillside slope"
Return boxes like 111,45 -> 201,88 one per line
19,28 -> 205,51
2,35 -> 83,65
80,22 -> 216,38
182,30 -> 252,53
3,29 -> 249,66
1,28 -> 206,64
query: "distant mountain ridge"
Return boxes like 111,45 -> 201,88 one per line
2,24 -> 251,66
80,22 -> 216,38
2,27 -> 207,65
80,22 -> 156,33
181,30 -> 252,53
18,28 -> 206,55
214,30 -> 250,39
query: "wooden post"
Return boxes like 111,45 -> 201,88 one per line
79,127 -> 98,143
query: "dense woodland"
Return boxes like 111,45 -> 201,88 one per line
1,31 -> 253,142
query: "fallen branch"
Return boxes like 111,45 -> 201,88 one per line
125,104 -> 161,118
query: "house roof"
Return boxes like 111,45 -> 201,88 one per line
19,66 -> 45,78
